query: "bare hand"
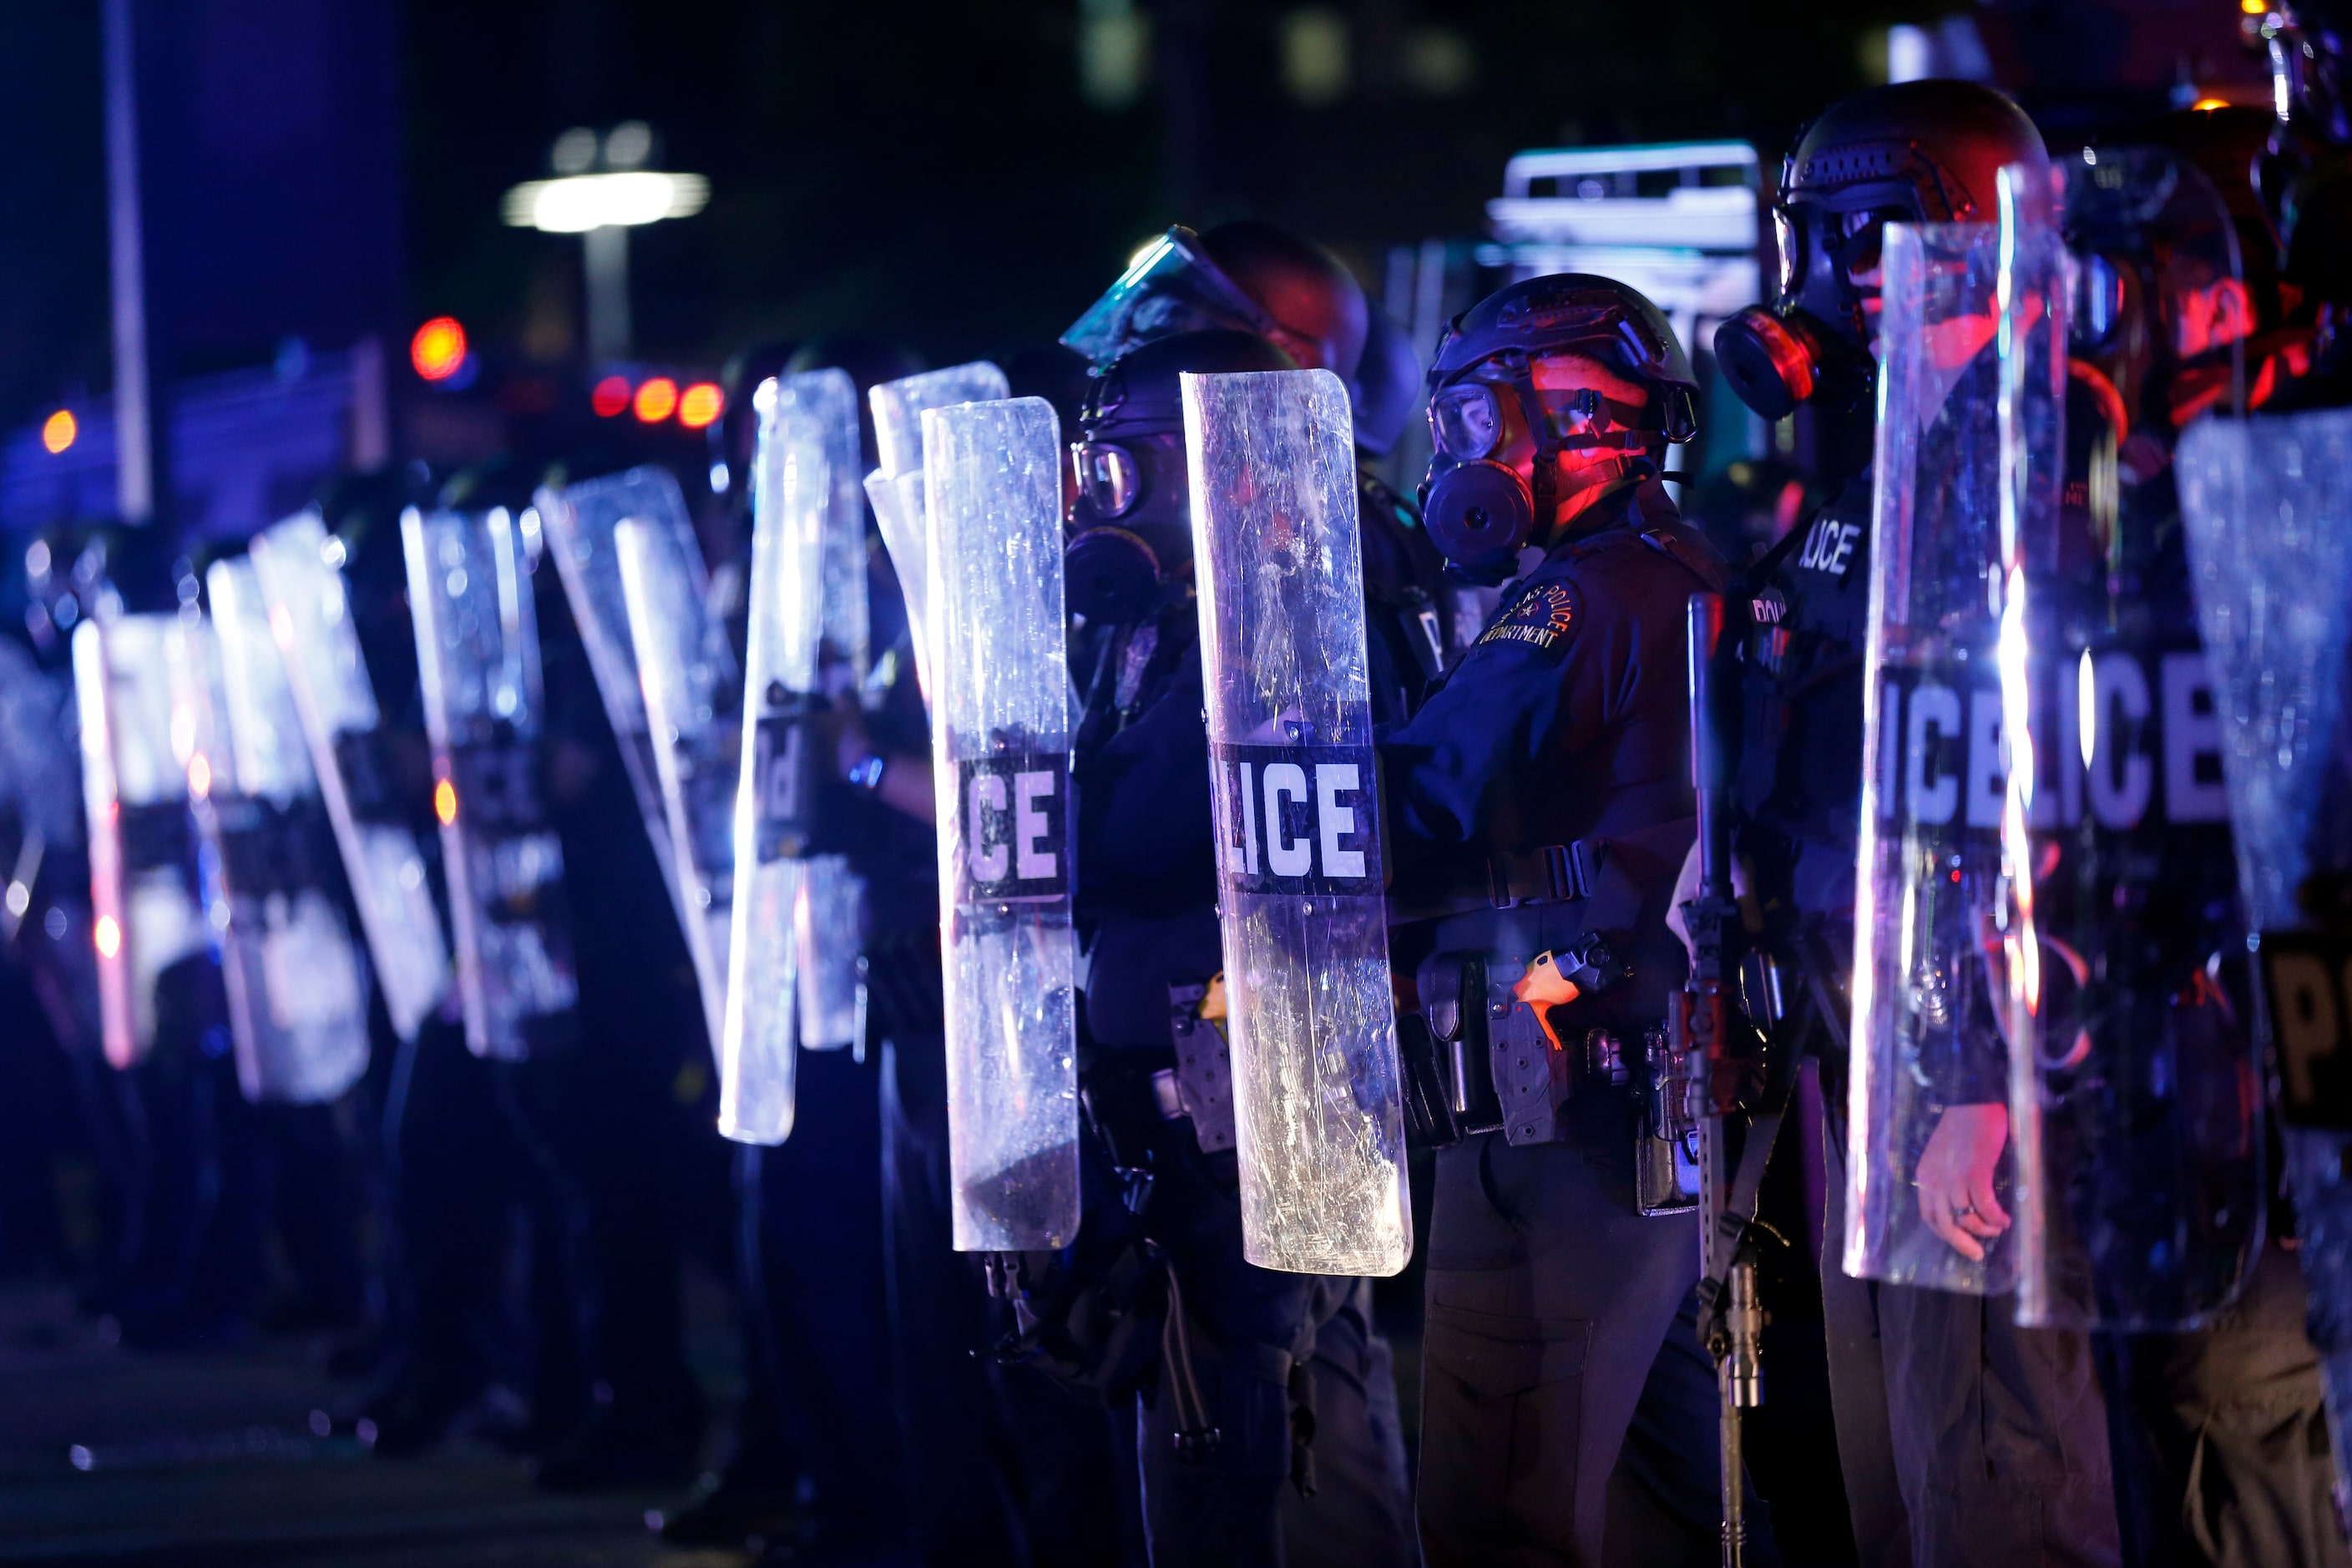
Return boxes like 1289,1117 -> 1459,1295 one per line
1916,1102 -> 2012,1262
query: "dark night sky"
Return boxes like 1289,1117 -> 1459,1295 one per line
0,0 -> 2264,439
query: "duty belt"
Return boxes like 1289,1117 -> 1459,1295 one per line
1399,822 -> 1693,1154
1486,838 -> 1612,909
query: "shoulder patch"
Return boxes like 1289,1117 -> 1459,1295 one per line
1475,579 -> 1581,660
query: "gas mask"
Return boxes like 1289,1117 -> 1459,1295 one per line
1065,428 -> 1191,624
1420,351 -> 1695,583
1716,191 -> 1914,422
1061,328 -> 1298,623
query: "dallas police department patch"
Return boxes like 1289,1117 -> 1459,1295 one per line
1475,579 -> 1581,660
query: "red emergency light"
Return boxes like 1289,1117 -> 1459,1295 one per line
411,317 -> 469,382
591,376 -> 633,417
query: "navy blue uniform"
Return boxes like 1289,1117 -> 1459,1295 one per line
1071,587 -> 1414,1568
1381,477 -> 1773,1568
1740,453 -> 2120,1567
857,552 -> 1131,1568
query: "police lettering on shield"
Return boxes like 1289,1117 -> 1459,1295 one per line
1211,741 -> 1381,896
955,754 -> 1069,905
1872,650 -> 2229,832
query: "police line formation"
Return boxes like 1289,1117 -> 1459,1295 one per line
28,33 -> 2352,1568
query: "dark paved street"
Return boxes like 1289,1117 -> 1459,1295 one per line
0,1287 -> 742,1567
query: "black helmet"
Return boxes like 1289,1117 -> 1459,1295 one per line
1065,329 -> 1297,623
1196,220 -> 1369,384
1419,275 -> 1697,581
1717,79 -> 2048,422
1428,272 -> 1699,420
1783,78 -> 2048,227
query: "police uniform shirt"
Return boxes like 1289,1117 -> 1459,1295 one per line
1739,470 -> 1871,918
1383,475 -> 1723,908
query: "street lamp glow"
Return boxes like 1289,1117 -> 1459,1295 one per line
502,171 -> 709,234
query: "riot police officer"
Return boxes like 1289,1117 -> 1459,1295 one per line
1055,327 -> 1414,1568
2081,61 -> 2352,1568
811,341 -> 1138,1568
1381,272 -> 1766,1565
1060,219 -> 1458,719
1709,79 -> 2119,1566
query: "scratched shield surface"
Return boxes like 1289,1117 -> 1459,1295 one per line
718,368 -> 873,1145
535,466 -> 706,961
867,362 -> 1009,709
921,396 -> 1079,1252
1183,367 -> 1409,1277
197,560 -> 372,1105
1846,221 -> 2018,1296
2182,407 -> 2352,1510
73,615 -> 209,1069
617,516 -> 742,1059
1999,151 -> 2263,1333
250,511 -> 451,1044
762,369 -> 870,1054
402,508 -> 578,1062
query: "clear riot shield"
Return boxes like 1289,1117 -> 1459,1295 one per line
2179,407 -> 2352,1511
616,516 -> 742,1055
1846,220 -> 2020,1295
72,615 -> 207,1068
922,396 -> 1079,1252
1183,367 -> 1411,1277
2000,151 -> 2264,1330
534,467 -> 708,982
403,508 -> 578,1060
717,371 -> 873,1147
250,513 -> 451,1043
758,369 -> 869,1053
191,564 -> 372,1104
867,362 -> 1009,704
0,640 -> 101,1054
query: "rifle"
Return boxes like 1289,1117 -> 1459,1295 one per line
1673,591 -> 1800,1568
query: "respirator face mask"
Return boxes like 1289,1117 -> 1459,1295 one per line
1715,187 -> 1918,422
1420,346 -> 1695,582
1065,429 -> 1190,624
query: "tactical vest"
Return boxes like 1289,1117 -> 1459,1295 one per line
1738,472 -> 1872,908
1399,503 -> 1722,1151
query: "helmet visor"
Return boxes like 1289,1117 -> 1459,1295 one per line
1059,227 -> 1276,367
1431,370 -> 1689,458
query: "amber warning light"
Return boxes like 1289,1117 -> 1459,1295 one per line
679,382 -> 724,429
633,377 -> 679,423
434,779 -> 459,826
